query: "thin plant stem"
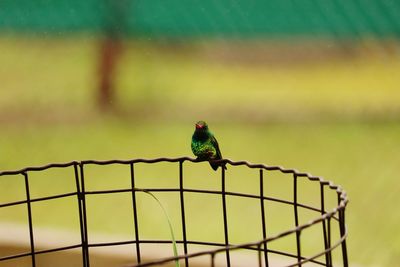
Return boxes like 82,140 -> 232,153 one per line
142,190 -> 180,267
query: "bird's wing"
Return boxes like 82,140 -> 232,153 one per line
211,135 -> 223,160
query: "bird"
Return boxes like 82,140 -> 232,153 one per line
191,121 -> 226,171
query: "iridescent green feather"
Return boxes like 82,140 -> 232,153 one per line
191,136 -> 217,159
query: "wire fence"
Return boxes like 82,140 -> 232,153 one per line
0,157 -> 348,267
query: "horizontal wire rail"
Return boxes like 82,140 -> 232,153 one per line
0,157 -> 349,267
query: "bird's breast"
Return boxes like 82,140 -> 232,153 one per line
191,140 -> 216,159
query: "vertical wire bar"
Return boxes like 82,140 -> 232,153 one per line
293,174 -> 301,266
23,172 -> 36,267
130,163 -> 141,264
327,217 -> 332,265
74,163 -> 87,267
338,194 -> 349,267
259,169 -> 269,267
320,184 -> 331,267
211,253 -> 215,267
79,164 -> 90,267
179,161 -> 189,267
221,167 -> 231,267
257,244 -> 262,267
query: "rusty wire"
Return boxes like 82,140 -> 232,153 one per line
0,157 -> 349,267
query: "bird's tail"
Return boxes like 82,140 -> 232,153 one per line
210,161 -> 227,171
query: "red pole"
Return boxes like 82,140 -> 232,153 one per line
97,38 -> 121,111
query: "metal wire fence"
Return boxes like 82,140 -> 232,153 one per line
0,157 -> 348,267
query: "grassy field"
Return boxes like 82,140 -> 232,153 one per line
1,36 -> 400,123
0,36 -> 400,266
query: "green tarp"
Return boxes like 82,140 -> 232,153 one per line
0,0 -> 399,38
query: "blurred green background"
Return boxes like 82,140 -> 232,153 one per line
0,1 -> 400,266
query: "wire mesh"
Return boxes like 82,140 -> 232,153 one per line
0,157 -> 348,267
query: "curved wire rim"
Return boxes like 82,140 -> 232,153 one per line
0,156 -> 348,206
0,157 -> 349,266
130,232 -> 348,267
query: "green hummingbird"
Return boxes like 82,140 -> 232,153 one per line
191,121 -> 226,171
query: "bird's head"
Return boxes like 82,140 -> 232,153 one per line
195,121 -> 208,131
